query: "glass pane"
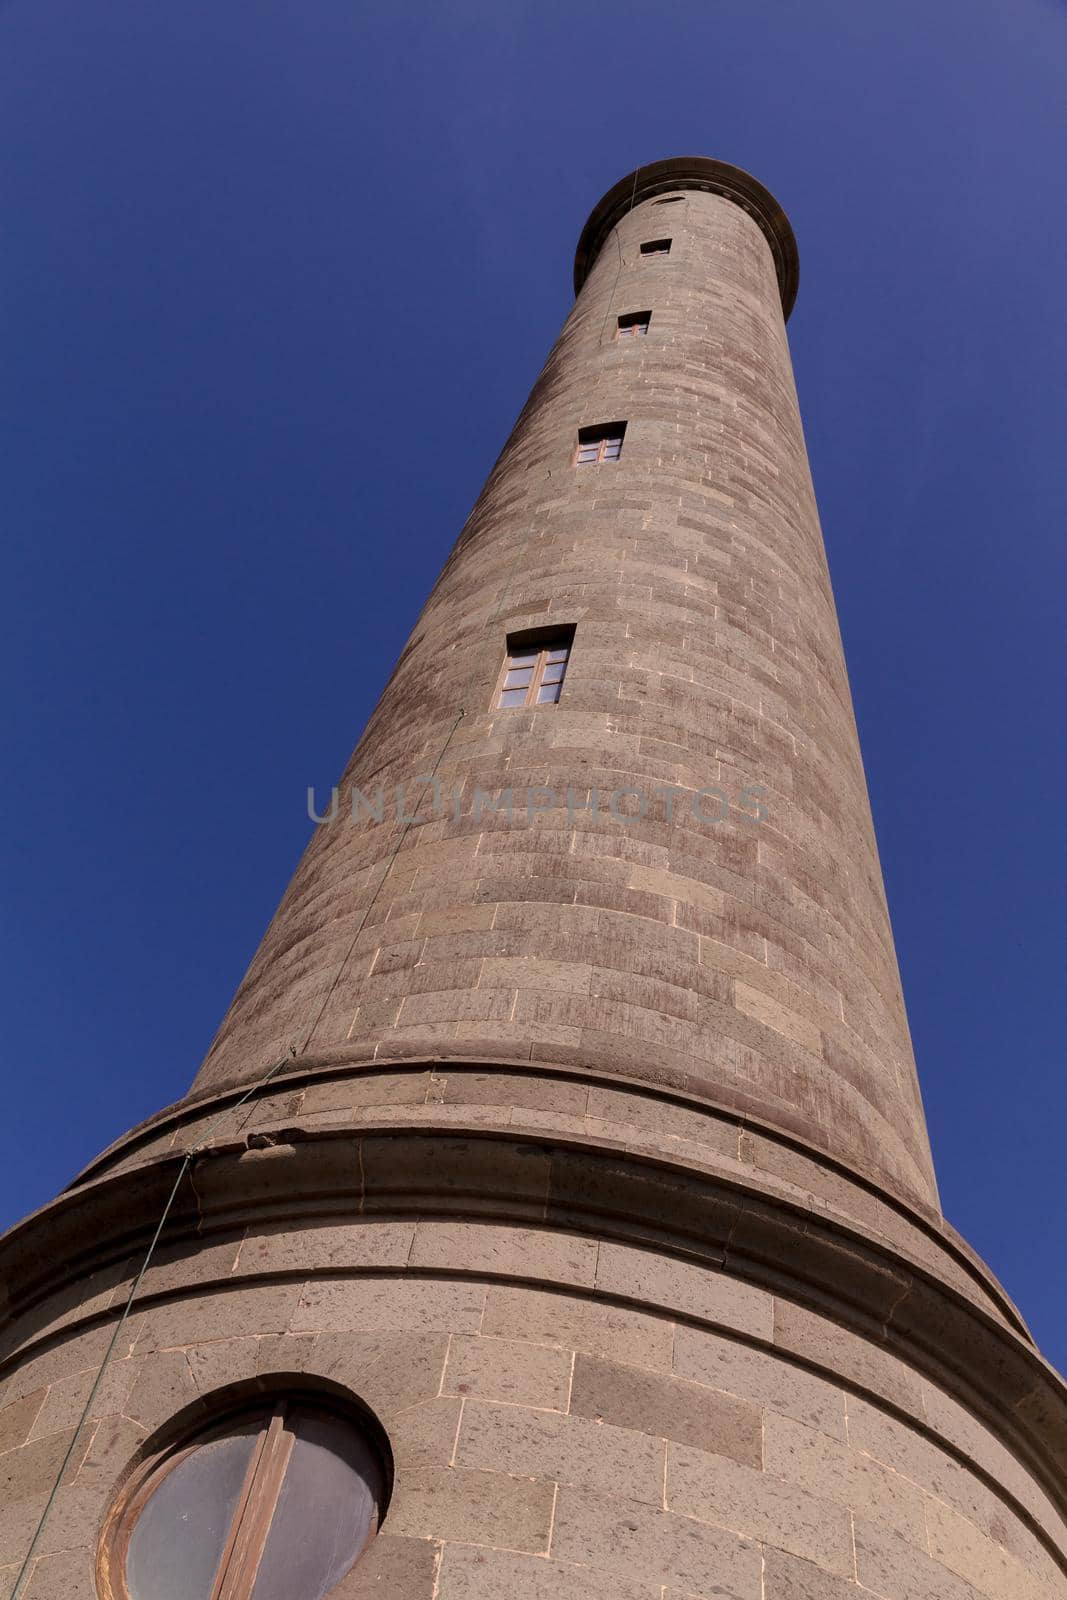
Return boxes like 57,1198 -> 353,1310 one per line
499,688 -> 527,707
507,652 -> 538,667
576,447 -> 597,463
250,1411 -> 381,1600
503,667 -> 533,689
127,1425 -> 259,1600
541,662 -> 565,684
545,647 -> 570,664
537,682 -> 562,703
602,441 -> 621,459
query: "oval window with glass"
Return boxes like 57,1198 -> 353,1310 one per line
107,1398 -> 385,1600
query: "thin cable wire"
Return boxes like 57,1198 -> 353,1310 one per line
12,471 -> 556,1592
10,1050 -> 293,1598
12,193 -> 638,1591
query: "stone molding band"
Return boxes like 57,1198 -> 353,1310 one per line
572,156 -> 800,317
63,1053 -> 1029,1340
3,1119 -> 1067,1535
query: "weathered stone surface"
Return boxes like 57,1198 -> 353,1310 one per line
409,1222 -> 597,1287
331,1534 -> 439,1599
764,1411 -> 926,1548
456,1397 -> 665,1502
666,1440 -> 853,1576
772,1297 -> 924,1414
673,1324 -> 847,1439
136,1283 -> 302,1350
291,1276 -> 485,1335
17,1548 -> 95,1600
550,1485 -> 763,1596
436,1544 -> 658,1600
389,1396 -> 463,1471
237,1219 -> 416,1277
570,1352 -> 762,1463
443,1335 -> 572,1411
854,1520 -> 986,1600
924,1495 -> 1057,1600
187,163 -> 938,1219
388,1466 -> 555,1551
596,1241 -> 773,1339
3,158 -> 1066,1600
481,1286 -> 673,1371
0,1430 -> 79,1509
762,1546 -> 868,1600
0,1390 -> 46,1454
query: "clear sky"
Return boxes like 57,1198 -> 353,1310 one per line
2,0 -> 1065,1370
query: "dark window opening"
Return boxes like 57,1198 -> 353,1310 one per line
639,238 -> 672,256
653,195 -> 684,205
617,312 -> 651,339
497,630 -> 574,709
576,421 -> 626,465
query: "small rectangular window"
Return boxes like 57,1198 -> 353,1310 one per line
576,421 -> 626,465
496,631 -> 574,709
617,312 -> 651,339
639,239 -> 671,257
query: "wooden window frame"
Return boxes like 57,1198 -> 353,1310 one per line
494,636 -> 572,710
616,311 -> 651,339
100,1398 -> 382,1600
575,422 -> 626,466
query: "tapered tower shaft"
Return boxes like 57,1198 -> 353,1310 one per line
194,158 -> 935,1212
3,160 -> 1067,1600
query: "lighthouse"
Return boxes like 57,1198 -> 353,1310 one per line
2,157 -> 1066,1600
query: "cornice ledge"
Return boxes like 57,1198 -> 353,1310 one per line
2,1121 -> 1066,1525
64,1051 -> 1025,1337
573,156 -> 800,318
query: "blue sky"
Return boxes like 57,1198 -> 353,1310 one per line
2,0 -> 1065,1369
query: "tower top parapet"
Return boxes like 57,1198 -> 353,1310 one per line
573,155 -> 799,317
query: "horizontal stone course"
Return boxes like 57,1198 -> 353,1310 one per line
187,181 -> 940,1221
765,1410 -> 927,1547
409,1222 -> 598,1287
550,1484 -> 763,1595
330,1535 -> 439,1599
292,1277 -> 487,1335
0,1390 -> 45,1454
2,168 -> 1065,1600
925,1495 -> 1060,1600
666,1439 -> 853,1576
482,1285 -> 674,1371
854,1520 -> 986,1600
456,1396 -> 665,1503
435,1544 -> 658,1600
673,1323 -> 847,1439
443,1335 -> 572,1411
570,1350 -> 762,1464
762,1546 -> 865,1599
596,1241 -> 773,1340
388,1466 -> 555,1551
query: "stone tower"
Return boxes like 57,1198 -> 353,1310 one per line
2,158 -> 1066,1600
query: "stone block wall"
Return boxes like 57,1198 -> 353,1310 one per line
2,1214 -> 1066,1599
5,160 -> 1065,1600
191,162 -> 937,1213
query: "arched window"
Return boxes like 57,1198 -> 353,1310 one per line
106,1398 -> 384,1600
